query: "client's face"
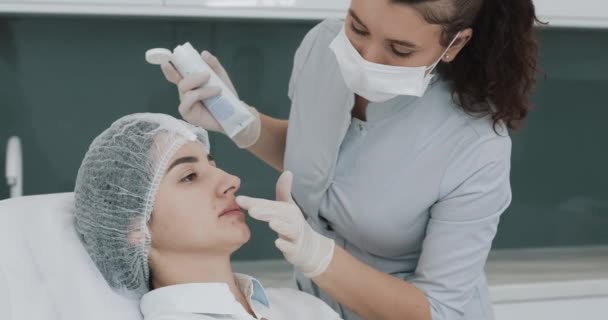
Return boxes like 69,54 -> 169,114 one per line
148,142 -> 250,256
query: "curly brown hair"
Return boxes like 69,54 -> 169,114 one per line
394,0 -> 542,130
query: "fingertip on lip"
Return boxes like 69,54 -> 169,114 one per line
236,196 -> 248,206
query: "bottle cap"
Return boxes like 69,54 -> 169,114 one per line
145,48 -> 172,65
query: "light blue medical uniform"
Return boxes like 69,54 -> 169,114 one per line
284,19 -> 512,320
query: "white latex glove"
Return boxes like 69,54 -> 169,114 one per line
236,171 -> 335,278
160,50 -> 261,148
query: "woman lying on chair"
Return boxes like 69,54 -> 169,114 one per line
73,113 -> 340,320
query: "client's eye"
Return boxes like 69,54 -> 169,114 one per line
181,173 -> 197,183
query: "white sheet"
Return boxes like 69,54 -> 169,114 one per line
0,193 -> 141,320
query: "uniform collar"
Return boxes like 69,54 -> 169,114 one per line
365,95 -> 415,122
364,78 -> 444,123
140,273 -> 270,317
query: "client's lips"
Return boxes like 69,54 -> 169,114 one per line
220,201 -> 243,217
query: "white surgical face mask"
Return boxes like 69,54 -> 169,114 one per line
330,26 -> 461,102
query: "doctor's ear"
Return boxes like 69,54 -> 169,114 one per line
443,28 -> 473,63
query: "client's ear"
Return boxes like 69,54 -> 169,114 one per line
127,217 -> 147,246
128,230 -> 146,246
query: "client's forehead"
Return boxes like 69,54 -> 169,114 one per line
165,142 -> 215,173
173,141 -> 208,159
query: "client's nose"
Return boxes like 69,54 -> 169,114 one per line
217,172 -> 241,197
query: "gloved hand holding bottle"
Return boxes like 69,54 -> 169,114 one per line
236,171 -> 336,278
160,50 -> 261,149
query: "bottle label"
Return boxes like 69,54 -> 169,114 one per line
205,96 -> 235,121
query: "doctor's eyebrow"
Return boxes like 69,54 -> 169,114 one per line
349,9 -> 418,49
389,38 -> 418,49
349,10 -> 368,30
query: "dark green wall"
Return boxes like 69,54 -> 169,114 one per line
496,28 -> 608,248
0,16 -> 606,260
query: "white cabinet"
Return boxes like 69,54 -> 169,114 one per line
534,0 -> 608,28
165,0 -> 348,10
163,0 -> 349,20
234,246 -> 608,319
0,0 -> 349,19
5,0 -> 159,3
0,0 -> 608,28
495,296 -> 608,320
0,0 -> 164,16
487,247 -> 608,319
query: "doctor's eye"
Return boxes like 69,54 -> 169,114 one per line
350,22 -> 368,36
391,45 -> 414,58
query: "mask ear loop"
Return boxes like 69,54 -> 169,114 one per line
426,31 -> 462,73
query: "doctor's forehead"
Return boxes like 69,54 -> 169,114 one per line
348,1 -> 445,46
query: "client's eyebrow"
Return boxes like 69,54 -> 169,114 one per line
166,156 -> 199,173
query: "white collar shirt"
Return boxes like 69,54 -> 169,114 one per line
140,273 -> 341,320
